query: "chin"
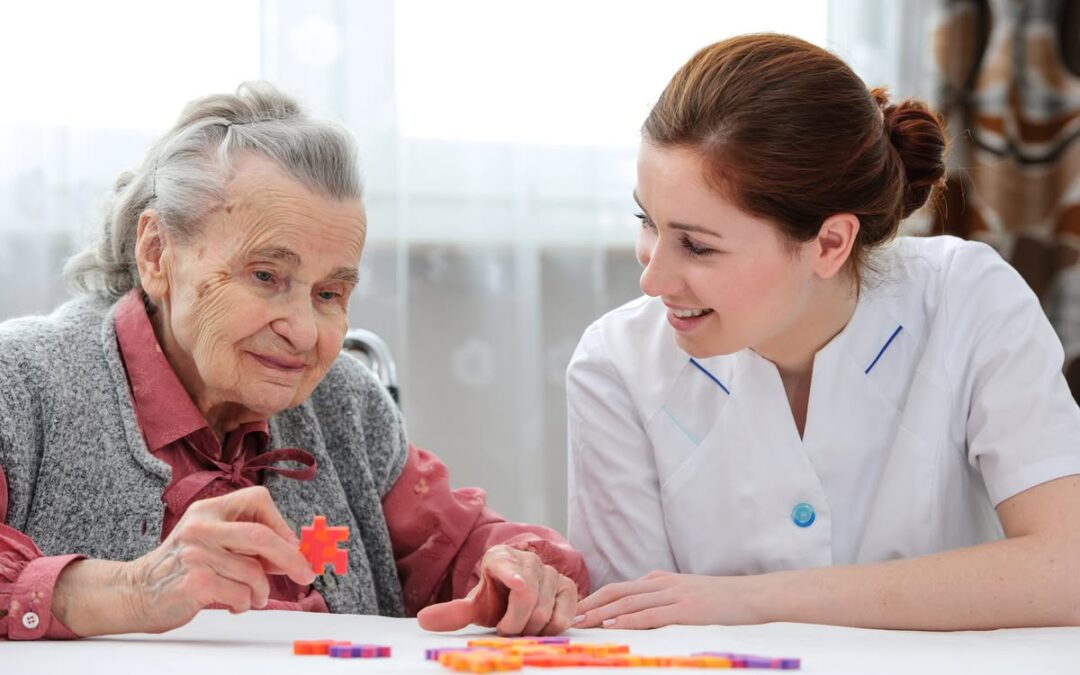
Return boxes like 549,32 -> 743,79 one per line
675,333 -> 743,359
241,387 -> 304,417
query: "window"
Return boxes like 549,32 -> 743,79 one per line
0,0 -> 261,130
396,0 -> 829,146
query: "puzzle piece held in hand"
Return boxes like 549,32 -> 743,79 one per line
299,515 -> 349,575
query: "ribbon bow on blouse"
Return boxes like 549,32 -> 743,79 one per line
162,424 -> 316,518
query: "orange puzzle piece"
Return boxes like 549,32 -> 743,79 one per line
299,515 -> 349,575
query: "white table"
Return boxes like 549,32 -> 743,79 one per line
9,610 -> 1080,674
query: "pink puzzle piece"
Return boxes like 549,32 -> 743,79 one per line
299,515 -> 349,575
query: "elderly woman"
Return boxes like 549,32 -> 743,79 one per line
0,83 -> 587,640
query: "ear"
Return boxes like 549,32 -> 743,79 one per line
813,213 -> 860,280
134,210 -> 171,303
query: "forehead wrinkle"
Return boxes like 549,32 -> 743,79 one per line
235,195 -> 365,246
220,175 -> 366,274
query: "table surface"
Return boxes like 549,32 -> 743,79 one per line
9,610 -> 1080,674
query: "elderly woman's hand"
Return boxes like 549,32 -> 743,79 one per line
52,486 -> 315,636
416,544 -> 579,636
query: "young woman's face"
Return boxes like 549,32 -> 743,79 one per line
635,141 -> 820,359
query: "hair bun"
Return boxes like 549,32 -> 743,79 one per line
870,87 -> 947,218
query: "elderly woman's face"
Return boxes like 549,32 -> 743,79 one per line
141,154 -> 365,423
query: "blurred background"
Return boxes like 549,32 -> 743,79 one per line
1,0 -> 1076,531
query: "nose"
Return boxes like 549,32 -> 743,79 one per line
638,240 -> 683,298
271,291 -> 319,354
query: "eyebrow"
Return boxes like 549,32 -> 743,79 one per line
249,246 -> 360,285
632,190 -> 723,238
329,267 -> 361,285
251,246 -> 301,266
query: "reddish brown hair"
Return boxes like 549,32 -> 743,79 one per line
644,34 -> 947,279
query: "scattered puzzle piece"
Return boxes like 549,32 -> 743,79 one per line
295,640 -> 390,658
441,650 -> 523,673
299,515 -> 349,575
428,647 -> 487,661
694,651 -> 801,669
328,643 -> 392,658
293,639 -> 348,655
564,642 -> 630,656
434,638 -> 799,670
300,635 -> 799,670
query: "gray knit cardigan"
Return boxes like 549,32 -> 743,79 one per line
0,296 -> 408,617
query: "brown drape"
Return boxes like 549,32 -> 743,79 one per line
929,0 -> 1080,401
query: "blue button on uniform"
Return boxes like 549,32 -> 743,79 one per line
791,502 -> 816,528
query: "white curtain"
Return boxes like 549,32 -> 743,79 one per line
2,0 -> 922,530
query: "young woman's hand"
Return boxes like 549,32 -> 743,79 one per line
573,570 -> 766,629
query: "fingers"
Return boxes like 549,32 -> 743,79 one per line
596,605 -> 675,630
212,575 -> 261,615
416,545 -> 581,638
198,486 -> 300,546
539,576 -> 579,635
128,487 -> 322,634
521,566 -> 558,636
417,598 -> 477,632
484,550 -> 539,636
481,548 -> 530,594
483,550 -> 576,637
577,576 -> 662,614
493,577 -> 537,636
574,589 -> 672,628
202,544 -> 272,608
191,521 -> 315,586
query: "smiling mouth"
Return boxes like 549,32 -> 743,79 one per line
250,353 -> 306,373
670,307 -> 713,318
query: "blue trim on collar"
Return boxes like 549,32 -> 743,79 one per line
865,324 -> 903,375
689,358 -> 731,395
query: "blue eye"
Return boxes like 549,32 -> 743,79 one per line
253,270 -> 275,283
316,291 -> 341,302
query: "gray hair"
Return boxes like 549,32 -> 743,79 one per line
64,81 -> 362,300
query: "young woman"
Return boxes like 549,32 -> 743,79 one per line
567,33 -> 1080,631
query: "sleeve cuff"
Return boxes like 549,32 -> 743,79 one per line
984,456 -> 1080,507
6,554 -> 84,640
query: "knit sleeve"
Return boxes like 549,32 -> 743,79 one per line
0,318 -> 88,640
0,326 -> 44,533
0,460 -> 85,640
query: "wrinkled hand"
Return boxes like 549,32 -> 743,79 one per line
574,570 -> 764,629
417,545 -> 579,636
122,486 -> 316,633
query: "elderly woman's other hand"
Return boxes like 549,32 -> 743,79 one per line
52,486 -> 315,636
416,544 -> 579,636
